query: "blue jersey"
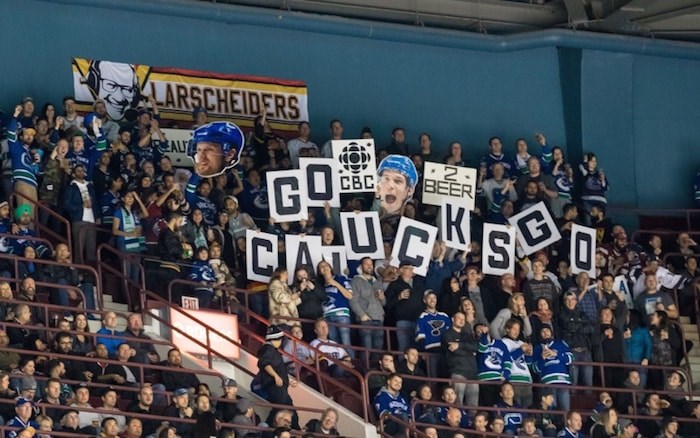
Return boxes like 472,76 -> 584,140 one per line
323,275 -> 352,318
99,190 -> 121,226
132,140 -> 168,168
7,118 -> 38,187
9,228 -> 50,258
373,387 -> 410,419
188,260 -> 216,295
494,400 -> 523,434
480,153 -> 514,179
415,310 -> 451,350
694,171 -> 700,207
531,340 -> 574,385
185,173 -> 217,226
66,132 -> 107,181
477,333 -> 512,381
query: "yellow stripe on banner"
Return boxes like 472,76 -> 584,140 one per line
148,73 -> 307,94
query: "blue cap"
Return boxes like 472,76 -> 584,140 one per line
174,388 -> 189,396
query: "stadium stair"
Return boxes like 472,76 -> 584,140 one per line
678,316 -> 700,393
97,291 -> 380,436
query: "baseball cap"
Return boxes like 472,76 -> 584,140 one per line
223,195 -> 238,205
22,97 -> 34,104
223,378 -> 237,388
399,260 -> 415,268
15,397 -> 34,407
174,388 -> 189,397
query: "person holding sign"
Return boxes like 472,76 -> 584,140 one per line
186,121 -> 244,178
375,154 -> 418,217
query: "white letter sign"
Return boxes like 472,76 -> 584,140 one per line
422,162 -> 477,209
440,198 -> 471,251
321,245 -> 348,277
332,139 -> 377,193
508,202 -> 561,256
570,224 -> 596,278
482,223 -> 516,276
390,217 -> 438,277
299,158 -> 340,207
266,170 -> 308,223
340,211 -> 384,260
285,234 -> 323,284
245,230 -> 279,283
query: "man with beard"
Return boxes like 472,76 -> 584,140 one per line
92,99 -> 120,143
8,105 -> 40,216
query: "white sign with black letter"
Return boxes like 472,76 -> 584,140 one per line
390,217 -> 438,277
570,224 -> 596,278
266,170 -> 308,223
440,198 -> 471,251
299,158 -> 341,208
285,234 -> 323,284
482,223 -> 516,276
160,128 -> 194,168
332,139 -> 377,193
245,230 -> 279,283
339,211 -> 384,260
508,202 -> 561,255
321,245 -> 348,277
422,162 -> 477,209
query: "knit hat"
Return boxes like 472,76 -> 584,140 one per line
237,398 -> 253,412
20,376 -> 37,391
266,325 -> 284,341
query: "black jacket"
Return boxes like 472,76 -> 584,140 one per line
442,326 -> 478,379
385,277 -> 425,322
558,306 -> 594,350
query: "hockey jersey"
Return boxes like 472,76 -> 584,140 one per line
477,333 -> 512,381
501,337 -> 533,384
480,153 -> 514,179
7,118 -> 38,187
373,387 -> 410,419
415,310 -> 451,350
322,275 -> 352,318
494,400 -> 523,434
531,340 -> 574,385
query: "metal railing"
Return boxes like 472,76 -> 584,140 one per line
9,192 -> 72,251
159,278 -> 371,420
0,252 -> 102,309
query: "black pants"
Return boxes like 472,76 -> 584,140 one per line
264,384 -> 299,429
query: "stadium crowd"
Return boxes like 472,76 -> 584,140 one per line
0,91 -> 699,438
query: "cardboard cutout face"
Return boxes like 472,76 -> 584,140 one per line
376,154 -> 418,215
187,122 -> 244,177
88,61 -> 138,121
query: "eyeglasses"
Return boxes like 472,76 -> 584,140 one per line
100,78 -> 136,97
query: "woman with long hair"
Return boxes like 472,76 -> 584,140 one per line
595,307 -> 625,388
268,267 -> 301,329
72,313 -> 94,355
112,191 -> 148,282
444,141 -> 466,167
590,407 -> 620,438
529,297 -> 557,345
414,384 -> 439,424
490,293 -> 532,341
623,310 -> 651,388
292,265 -> 327,341
649,310 -> 681,390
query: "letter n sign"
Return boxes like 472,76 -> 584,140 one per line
508,202 -> 561,255
570,224 -> 596,278
482,223 -> 516,276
